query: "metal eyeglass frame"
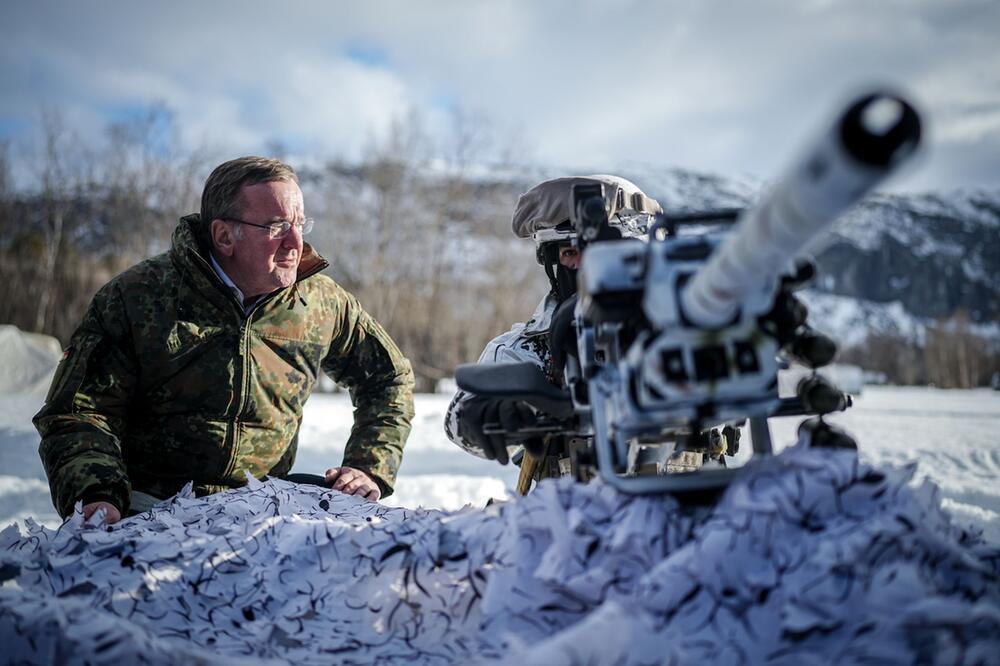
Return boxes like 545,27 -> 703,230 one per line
221,217 -> 314,239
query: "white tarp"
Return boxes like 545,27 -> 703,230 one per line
0,325 -> 62,395
1,441 -> 998,664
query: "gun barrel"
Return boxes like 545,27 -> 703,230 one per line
681,91 -> 921,328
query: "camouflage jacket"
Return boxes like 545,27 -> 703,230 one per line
35,214 -> 415,518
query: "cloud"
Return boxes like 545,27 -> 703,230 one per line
0,0 -> 998,191
936,106 -> 1000,144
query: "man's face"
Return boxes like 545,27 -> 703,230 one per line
558,244 -> 581,270
221,180 -> 305,298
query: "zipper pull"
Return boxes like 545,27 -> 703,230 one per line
290,284 -> 308,309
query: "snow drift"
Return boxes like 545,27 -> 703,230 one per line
1,442 -> 998,665
0,325 -> 61,396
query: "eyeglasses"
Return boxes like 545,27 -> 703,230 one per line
222,217 -> 314,239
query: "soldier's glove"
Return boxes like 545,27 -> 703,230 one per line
457,396 -> 536,466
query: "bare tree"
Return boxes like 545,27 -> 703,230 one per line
33,108 -> 79,334
924,310 -> 996,388
99,103 -> 202,260
0,139 -> 11,199
840,333 -> 925,386
0,103 -> 205,343
312,110 -> 545,391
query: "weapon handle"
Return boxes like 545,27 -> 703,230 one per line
772,393 -> 853,417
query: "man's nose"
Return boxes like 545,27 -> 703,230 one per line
283,224 -> 304,248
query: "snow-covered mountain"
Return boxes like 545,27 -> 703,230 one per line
617,165 -> 998,328
460,162 -> 999,348
818,191 -> 999,325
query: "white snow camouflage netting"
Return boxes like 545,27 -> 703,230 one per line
2,442 -> 998,665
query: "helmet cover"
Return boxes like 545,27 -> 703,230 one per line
511,175 -> 663,250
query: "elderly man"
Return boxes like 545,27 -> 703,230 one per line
35,156 -> 414,524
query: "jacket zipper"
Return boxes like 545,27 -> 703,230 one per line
189,249 -> 328,481
187,250 -> 246,481
219,282 -> 312,480
221,316 -> 255,480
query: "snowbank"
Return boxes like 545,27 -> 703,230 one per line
0,325 -> 61,395
2,443 -> 998,665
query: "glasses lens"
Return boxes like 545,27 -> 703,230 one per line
267,218 -> 314,238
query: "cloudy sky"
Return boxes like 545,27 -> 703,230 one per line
2,0 -> 998,193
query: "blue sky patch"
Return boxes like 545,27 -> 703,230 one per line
0,116 -> 30,138
345,44 -> 390,69
430,91 -> 458,112
98,101 -> 178,157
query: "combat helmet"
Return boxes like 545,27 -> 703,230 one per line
511,175 -> 662,299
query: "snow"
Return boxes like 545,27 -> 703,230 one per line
802,291 -> 925,347
0,392 -> 520,530
293,393 -> 520,512
1,388 -> 999,663
794,387 -> 1000,543
3,389 -> 999,536
829,190 -> 997,262
797,289 -> 1000,349
0,326 -> 61,395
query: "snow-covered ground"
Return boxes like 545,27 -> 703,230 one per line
295,393 -> 520,512
3,387 -> 997,541
778,387 -> 1000,542
0,392 -> 515,530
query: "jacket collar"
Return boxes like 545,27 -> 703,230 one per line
522,292 -> 559,338
170,214 -> 330,313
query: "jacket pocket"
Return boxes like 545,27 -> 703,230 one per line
45,333 -> 101,409
143,322 -> 229,411
165,321 -> 225,359
236,333 -> 323,428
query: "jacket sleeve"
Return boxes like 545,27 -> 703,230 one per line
321,290 -> 414,497
33,282 -> 137,518
443,322 -> 546,458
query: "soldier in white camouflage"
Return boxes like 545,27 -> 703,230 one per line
35,157 -> 415,524
444,175 -> 661,469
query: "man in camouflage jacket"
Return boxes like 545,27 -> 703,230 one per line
34,157 -> 415,524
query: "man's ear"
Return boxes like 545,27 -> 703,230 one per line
210,219 -> 236,257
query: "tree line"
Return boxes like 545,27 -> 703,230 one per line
838,310 -> 999,389
1,106 -> 995,389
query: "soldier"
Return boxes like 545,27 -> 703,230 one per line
35,157 -> 415,525
444,175 -> 661,473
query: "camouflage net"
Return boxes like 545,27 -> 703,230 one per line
2,441 -> 998,665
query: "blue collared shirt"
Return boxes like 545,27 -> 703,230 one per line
209,253 -> 259,316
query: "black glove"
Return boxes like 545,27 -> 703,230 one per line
457,396 -> 536,465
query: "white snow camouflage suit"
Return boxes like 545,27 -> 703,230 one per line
444,293 -> 559,459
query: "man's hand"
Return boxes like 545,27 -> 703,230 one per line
81,501 -> 122,525
325,467 -> 381,501
457,396 -> 536,465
